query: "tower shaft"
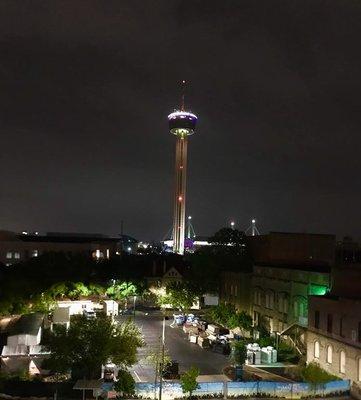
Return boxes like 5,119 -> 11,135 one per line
172,136 -> 188,254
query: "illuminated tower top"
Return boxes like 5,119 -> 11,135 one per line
168,81 -> 198,137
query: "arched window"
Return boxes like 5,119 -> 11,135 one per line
327,345 -> 333,364
314,341 -> 320,359
339,350 -> 346,373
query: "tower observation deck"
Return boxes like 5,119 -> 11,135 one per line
168,82 -> 198,255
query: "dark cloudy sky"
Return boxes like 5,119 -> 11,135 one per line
0,0 -> 361,241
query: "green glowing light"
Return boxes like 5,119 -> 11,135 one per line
309,284 -> 328,296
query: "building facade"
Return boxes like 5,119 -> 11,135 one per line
306,296 -> 361,396
252,265 -> 330,333
220,271 -> 252,314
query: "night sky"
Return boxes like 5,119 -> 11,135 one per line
1,1 -> 361,241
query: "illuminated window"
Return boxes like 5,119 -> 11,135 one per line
14,252 -> 20,259
6,252 -> 12,259
340,350 -> 346,373
326,345 -> 333,364
32,250 -> 39,257
314,341 -> 320,358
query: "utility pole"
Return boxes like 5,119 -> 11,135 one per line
159,317 -> 165,400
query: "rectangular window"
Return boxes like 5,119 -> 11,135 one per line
269,293 -> 274,309
327,313 -> 333,333
6,252 -> 12,259
340,317 -> 344,337
31,250 -> 39,257
265,293 -> 269,308
284,298 -> 288,313
314,310 -> 320,329
14,252 -> 20,259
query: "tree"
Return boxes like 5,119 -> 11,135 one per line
106,281 -> 138,304
301,362 -> 339,386
114,369 -> 135,395
158,282 -> 197,311
230,340 -> 247,366
146,348 -> 172,378
67,282 -> 91,299
42,315 -> 144,379
209,228 -> 246,249
180,366 -> 200,399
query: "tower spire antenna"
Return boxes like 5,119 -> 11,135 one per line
181,80 -> 186,111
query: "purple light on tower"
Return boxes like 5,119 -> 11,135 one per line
168,81 -> 198,255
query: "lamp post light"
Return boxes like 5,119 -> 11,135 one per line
230,221 -> 235,230
111,279 -> 116,323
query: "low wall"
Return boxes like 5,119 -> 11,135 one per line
134,380 -> 350,400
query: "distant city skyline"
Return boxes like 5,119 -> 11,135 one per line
0,1 -> 361,241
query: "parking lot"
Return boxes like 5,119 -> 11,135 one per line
118,312 -> 229,382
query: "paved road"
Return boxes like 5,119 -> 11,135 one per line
118,313 -> 229,382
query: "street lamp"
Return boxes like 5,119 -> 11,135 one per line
111,279 -> 116,322
133,295 -> 137,318
230,221 -> 235,230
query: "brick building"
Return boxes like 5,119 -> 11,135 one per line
306,266 -> 361,398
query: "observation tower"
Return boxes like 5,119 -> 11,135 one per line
168,82 -> 198,255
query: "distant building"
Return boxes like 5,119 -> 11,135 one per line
220,270 -> 253,314
249,232 -> 335,267
336,236 -> 361,264
146,259 -> 184,288
0,230 -> 138,266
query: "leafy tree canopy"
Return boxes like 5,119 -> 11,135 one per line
42,315 -> 144,379
207,304 -> 252,331
114,369 -> 136,395
158,282 -> 198,311
106,281 -> 138,301
230,340 -> 248,366
301,362 -> 340,386
180,366 -> 200,398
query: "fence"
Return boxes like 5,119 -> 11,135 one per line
134,379 -> 350,400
